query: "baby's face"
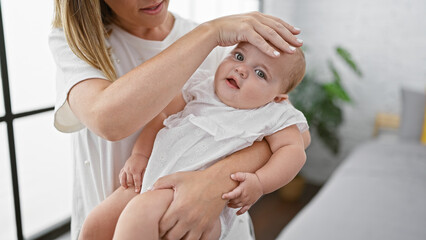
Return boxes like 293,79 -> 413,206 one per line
214,43 -> 291,109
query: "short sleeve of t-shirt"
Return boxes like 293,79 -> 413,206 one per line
48,28 -> 106,133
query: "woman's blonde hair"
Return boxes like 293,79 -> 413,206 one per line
53,0 -> 117,81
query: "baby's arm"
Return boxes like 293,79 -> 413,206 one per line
120,93 -> 186,192
222,125 -> 306,214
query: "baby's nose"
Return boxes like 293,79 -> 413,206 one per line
235,66 -> 248,78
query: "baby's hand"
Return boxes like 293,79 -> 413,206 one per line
222,172 -> 264,215
119,153 -> 149,193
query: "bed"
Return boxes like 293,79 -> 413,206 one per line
277,140 -> 426,240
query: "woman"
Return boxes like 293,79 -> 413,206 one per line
50,0 -> 304,239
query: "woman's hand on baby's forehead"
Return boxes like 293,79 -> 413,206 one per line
205,11 -> 303,57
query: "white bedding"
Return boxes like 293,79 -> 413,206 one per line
277,140 -> 426,240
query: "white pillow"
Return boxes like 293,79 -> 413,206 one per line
399,84 -> 426,141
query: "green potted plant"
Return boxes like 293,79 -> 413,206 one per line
290,46 -> 363,154
280,46 -> 362,202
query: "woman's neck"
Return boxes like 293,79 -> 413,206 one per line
115,12 -> 175,41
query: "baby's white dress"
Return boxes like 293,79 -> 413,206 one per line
141,70 -> 308,238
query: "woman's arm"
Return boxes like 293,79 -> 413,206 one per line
68,12 -> 302,141
152,140 -> 272,240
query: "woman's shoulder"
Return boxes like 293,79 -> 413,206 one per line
48,27 -> 66,45
48,27 -> 72,60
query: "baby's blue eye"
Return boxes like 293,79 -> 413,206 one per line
255,69 -> 266,79
235,52 -> 244,61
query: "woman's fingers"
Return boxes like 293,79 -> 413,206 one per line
160,218 -> 184,239
182,229 -> 202,240
159,210 -> 179,237
126,172 -> 134,187
152,173 -> 179,190
198,221 -> 216,240
245,31 -> 283,57
253,14 -> 303,50
120,170 -> 128,189
253,24 -> 290,53
248,13 -> 302,54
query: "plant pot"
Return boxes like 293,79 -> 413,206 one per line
278,175 -> 306,202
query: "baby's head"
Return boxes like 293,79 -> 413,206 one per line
214,42 -> 305,109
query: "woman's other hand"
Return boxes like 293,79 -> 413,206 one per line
151,171 -> 226,240
205,11 -> 303,57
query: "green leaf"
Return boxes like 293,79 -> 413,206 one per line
328,60 -> 341,84
336,46 -> 363,77
317,122 -> 340,154
316,98 -> 343,126
290,75 -> 325,111
323,82 -> 351,102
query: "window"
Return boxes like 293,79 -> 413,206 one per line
0,123 -> 16,240
1,0 -> 70,239
0,78 -> 4,116
2,0 -> 56,113
14,113 -> 72,238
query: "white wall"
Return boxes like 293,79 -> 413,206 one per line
264,0 -> 426,183
170,0 -> 259,23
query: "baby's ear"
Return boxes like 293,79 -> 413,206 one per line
274,94 -> 288,103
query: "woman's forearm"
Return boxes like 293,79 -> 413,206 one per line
203,140 -> 272,195
70,24 -> 217,140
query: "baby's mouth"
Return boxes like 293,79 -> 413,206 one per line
226,78 -> 240,89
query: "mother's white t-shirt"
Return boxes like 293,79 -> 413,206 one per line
48,14 -> 254,240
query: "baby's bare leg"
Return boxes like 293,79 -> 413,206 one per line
79,186 -> 138,240
113,189 -> 174,239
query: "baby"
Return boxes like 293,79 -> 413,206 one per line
82,42 -> 307,240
